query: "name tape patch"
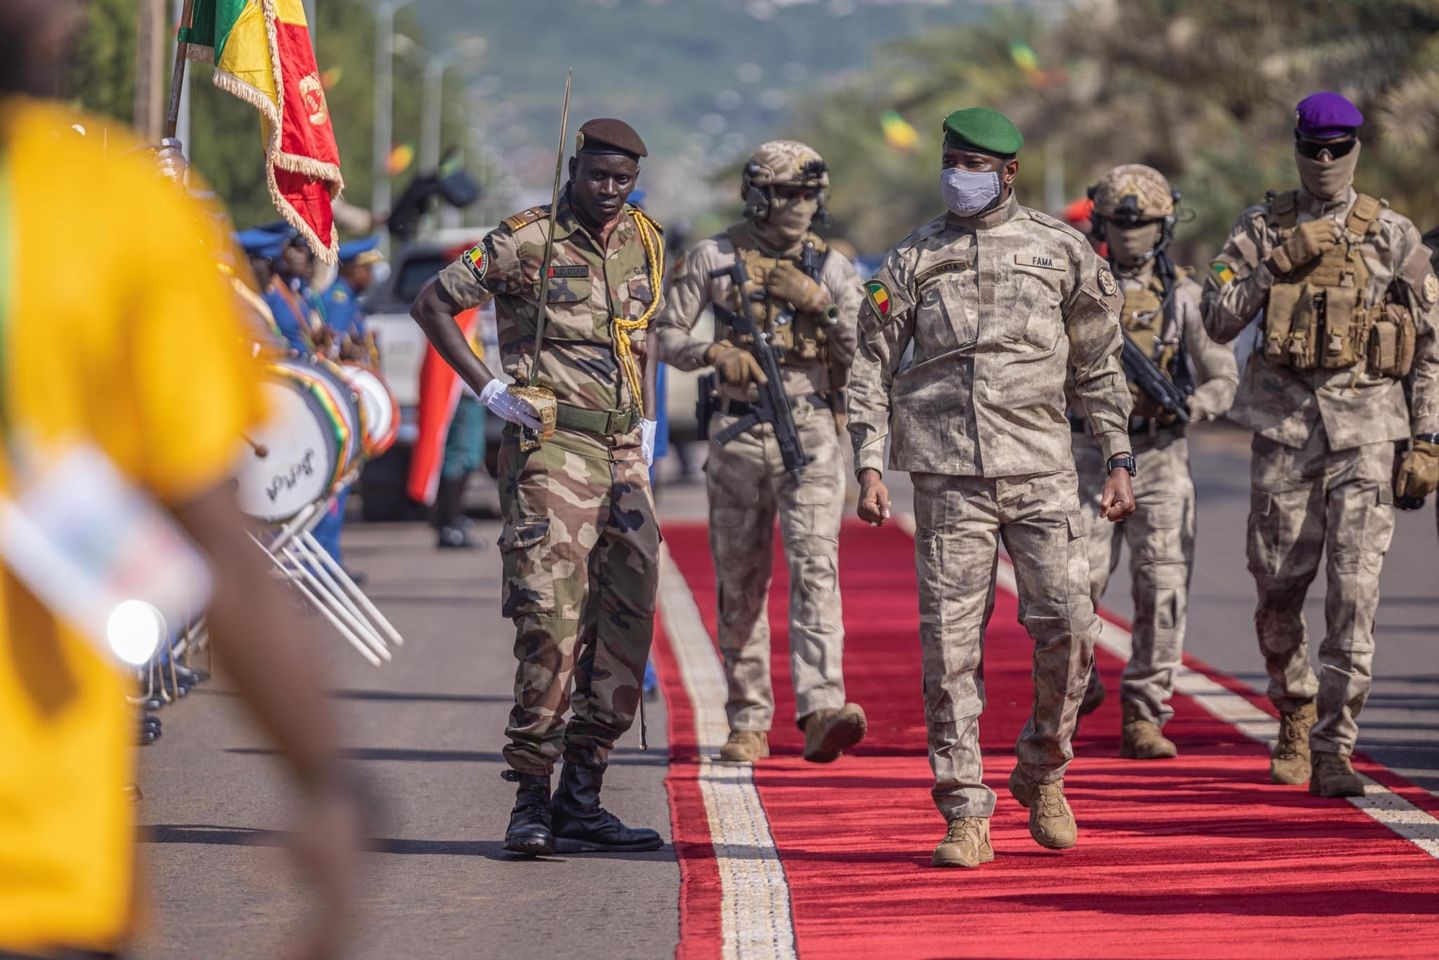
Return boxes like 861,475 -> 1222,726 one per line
1014,253 -> 1064,272
548,264 -> 589,279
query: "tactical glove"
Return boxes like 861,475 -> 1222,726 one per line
706,342 -> 768,387
765,261 -> 831,315
1394,439 -> 1439,501
1266,219 -> 1343,275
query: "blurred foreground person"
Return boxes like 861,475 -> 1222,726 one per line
411,118 -> 665,856
1071,165 -> 1237,758
654,140 -> 866,765
0,3 -> 364,956
1202,92 -> 1439,797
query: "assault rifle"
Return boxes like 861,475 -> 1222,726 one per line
707,258 -> 811,473
1121,331 -> 1190,424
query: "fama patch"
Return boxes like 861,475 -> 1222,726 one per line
1014,253 -> 1064,271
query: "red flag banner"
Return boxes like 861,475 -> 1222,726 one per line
182,0 -> 343,262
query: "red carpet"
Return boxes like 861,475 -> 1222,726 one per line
655,520 -> 1439,959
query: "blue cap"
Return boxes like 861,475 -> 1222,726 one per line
338,235 -> 384,265
233,226 -> 287,260
627,189 -> 647,210
1295,91 -> 1363,139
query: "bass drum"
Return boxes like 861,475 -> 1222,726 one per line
233,372 -> 341,523
336,363 -> 399,458
290,358 -> 365,479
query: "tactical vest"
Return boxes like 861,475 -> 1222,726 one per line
1120,270 -> 1182,421
720,224 -> 831,365
1262,191 -> 1413,375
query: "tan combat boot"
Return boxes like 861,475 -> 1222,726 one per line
1008,767 -> 1078,850
801,703 -> 867,763
1270,701 -> 1317,785
932,816 -> 994,868
719,730 -> 769,763
1310,752 -> 1365,798
1120,702 -> 1178,760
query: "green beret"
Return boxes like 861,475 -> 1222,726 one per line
942,108 -> 1023,157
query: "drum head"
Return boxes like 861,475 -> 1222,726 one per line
272,359 -> 363,482
234,376 -> 339,523
338,364 -> 399,457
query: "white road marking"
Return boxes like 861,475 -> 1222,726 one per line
659,545 -> 799,960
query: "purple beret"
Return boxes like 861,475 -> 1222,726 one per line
1295,91 -> 1363,139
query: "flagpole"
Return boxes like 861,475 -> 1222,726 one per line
164,0 -> 197,140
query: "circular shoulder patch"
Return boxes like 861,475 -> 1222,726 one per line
1423,273 -> 1438,306
864,279 -> 892,317
1097,266 -> 1118,297
462,242 -> 489,285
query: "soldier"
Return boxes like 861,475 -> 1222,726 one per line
655,140 -> 867,764
410,118 -> 667,854
848,108 -> 1135,868
1071,165 -> 1238,758
1202,92 -> 1439,797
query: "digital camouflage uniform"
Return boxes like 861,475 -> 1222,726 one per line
1073,268 -> 1236,725
655,218 -> 862,732
848,192 -> 1131,820
1202,187 -> 1439,758
435,190 -> 665,775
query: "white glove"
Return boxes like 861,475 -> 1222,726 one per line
641,418 -> 658,467
479,379 -> 542,430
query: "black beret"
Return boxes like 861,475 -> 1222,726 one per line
575,118 -> 647,159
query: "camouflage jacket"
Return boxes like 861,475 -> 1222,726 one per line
1069,264 -> 1237,427
654,224 -> 862,401
847,193 -> 1132,478
1201,187 -> 1439,449
435,189 -> 663,415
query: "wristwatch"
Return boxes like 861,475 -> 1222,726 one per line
1414,433 -> 1439,446
1107,453 -> 1137,477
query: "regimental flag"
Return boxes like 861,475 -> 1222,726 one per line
181,0 -> 343,263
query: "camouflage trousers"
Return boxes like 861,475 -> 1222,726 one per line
496,426 -> 660,775
1073,429 -> 1195,726
912,469 -> 1097,821
707,398 -> 847,731
1247,425 -> 1394,756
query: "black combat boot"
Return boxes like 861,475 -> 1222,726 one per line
501,769 -> 554,856
551,750 -> 663,854
433,476 -> 478,550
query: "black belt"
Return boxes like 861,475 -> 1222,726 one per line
1069,415 -> 1185,438
717,393 -> 827,418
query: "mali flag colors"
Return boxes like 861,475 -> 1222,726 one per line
181,0 -> 343,262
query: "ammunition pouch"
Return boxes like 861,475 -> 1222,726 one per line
1368,303 -> 1417,378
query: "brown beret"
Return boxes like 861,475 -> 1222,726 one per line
575,118 -> 647,159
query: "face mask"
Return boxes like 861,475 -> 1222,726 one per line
941,167 -> 1002,217
1296,141 -> 1360,201
754,191 -> 818,249
1106,221 -> 1163,268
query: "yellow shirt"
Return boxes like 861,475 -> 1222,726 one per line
0,99 -> 264,952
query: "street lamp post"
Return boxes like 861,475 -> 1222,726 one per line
421,36 -> 486,172
372,0 -> 416,221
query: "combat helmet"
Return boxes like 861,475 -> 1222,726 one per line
741,139 -> 830,225
1088,163 -> 1180,258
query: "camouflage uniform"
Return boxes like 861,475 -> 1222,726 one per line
1072,267 -> 1236,725
655,218 -> 862,731
435,191 -> 664,775
848,192 -> 1131,819
1202,187 -> 1439,757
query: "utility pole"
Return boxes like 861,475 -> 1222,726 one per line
372,0 -> 415,224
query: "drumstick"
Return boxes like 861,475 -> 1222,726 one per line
243,434 -> 269,458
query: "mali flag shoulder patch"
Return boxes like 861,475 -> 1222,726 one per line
463,242 -> 489,284
1210,260 -> 1235,285
865,279 -> 892,317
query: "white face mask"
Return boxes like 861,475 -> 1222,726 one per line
941,167 -> 1002,217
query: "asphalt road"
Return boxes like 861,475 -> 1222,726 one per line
134,420 -> 1437,958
